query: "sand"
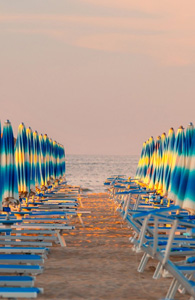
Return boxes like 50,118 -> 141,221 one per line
36,193 -> 183,300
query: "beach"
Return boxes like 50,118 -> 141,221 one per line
36,193 -> 183,300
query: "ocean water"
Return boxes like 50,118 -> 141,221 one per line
65,155 -> 139,193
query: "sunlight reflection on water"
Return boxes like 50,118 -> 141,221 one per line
65,154 -> 139,192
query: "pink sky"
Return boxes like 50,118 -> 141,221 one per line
0,1 -> 195,155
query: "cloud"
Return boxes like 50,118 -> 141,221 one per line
74,32 -> 195,66
0,11 -> 195,67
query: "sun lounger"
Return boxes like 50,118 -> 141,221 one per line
0,241 -> 52,247
0,254 -> 44,264
0,264 -> 43,275
0,235 -> 57,242
0,276 -> 34,287
0,247 -> 49,256
13,224 -> 74,247
0,286 -> 43,298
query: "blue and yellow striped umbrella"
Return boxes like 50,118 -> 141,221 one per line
143,136 -> 155,184
48,138 -> 54,181
43,134 -> 50,186
1,120 -> 19,208
58,144 -> 66,178
33,131 -> 43,189
182,127 -> 195,212
39,134 -> 47,188
145,137 -> 155,185
168,126 -> 185,201
149,136 -> 161,190
162,127 -> 175,196
26,127 -> 36,195
142,139 -> 150,181
156,133 -> 167,193
176,123 -> 194,207
15,123 -> 30,198
53,141 -> 61,181
60,144 -> 66,177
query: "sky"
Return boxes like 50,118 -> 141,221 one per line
0,1 -> 195,155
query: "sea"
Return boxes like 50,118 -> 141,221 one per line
65,155 -> 139,193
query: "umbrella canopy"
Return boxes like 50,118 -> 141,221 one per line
149,136 -> 161,190
61,144 -> 66,176
48,138 -> 54,181
1,120 -> 19,208
156,133 -> 167,193
26,127 -> 36,195
168,126 -> 186,201
141,139 -> 150,181
145,137 -> 156,185
33,131 -> 43,189
59,144 -> 66,178
162,127 -> 175,196
143,136 -> 155,184
39,133 -> 54,188
53,141 -> 61,181
15,122 -> 30,198
39,134 -> 47,188
43,134 -> 50,186
176,122 -> 195,207
182,127 -> 195,212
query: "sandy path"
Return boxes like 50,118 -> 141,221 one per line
36,193 -> 183,300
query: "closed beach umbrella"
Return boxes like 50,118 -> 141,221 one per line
53,141 -> 61,181
162,127 -> 175,196
182,128 -> 195,212
168,126 -> 185,202
48,138 -> 54,182
142,139 -> 150,181
60,144 -> 66,176
143,136 -> 155,184
39,134 -> 46,188
176,123 -> 194,207
26,127 -> 36,195
1,120 -> 19,209
149,136 -> 161,190
43,134 -> 50,186
33,131 -> 43,189
156,133 -> 167,193
15,123 -> 30,198
59,144 -> 66,178
145,137 -> 155,185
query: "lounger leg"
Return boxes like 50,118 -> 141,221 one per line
122,196 -> 128,212
138,253 -> 150,273
133,194 -> 141,210
137,216 -> 149,251
78,213 -> 85,227
154,220 -> 179,280
123,197 -> 131,220
178,274 -> 192,294
169,280 -> 180,299
153,262 -> 163,279
55,230 -> 67,247
166,278 -> 179,299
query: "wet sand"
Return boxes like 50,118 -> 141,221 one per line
37,193 -> 183,300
